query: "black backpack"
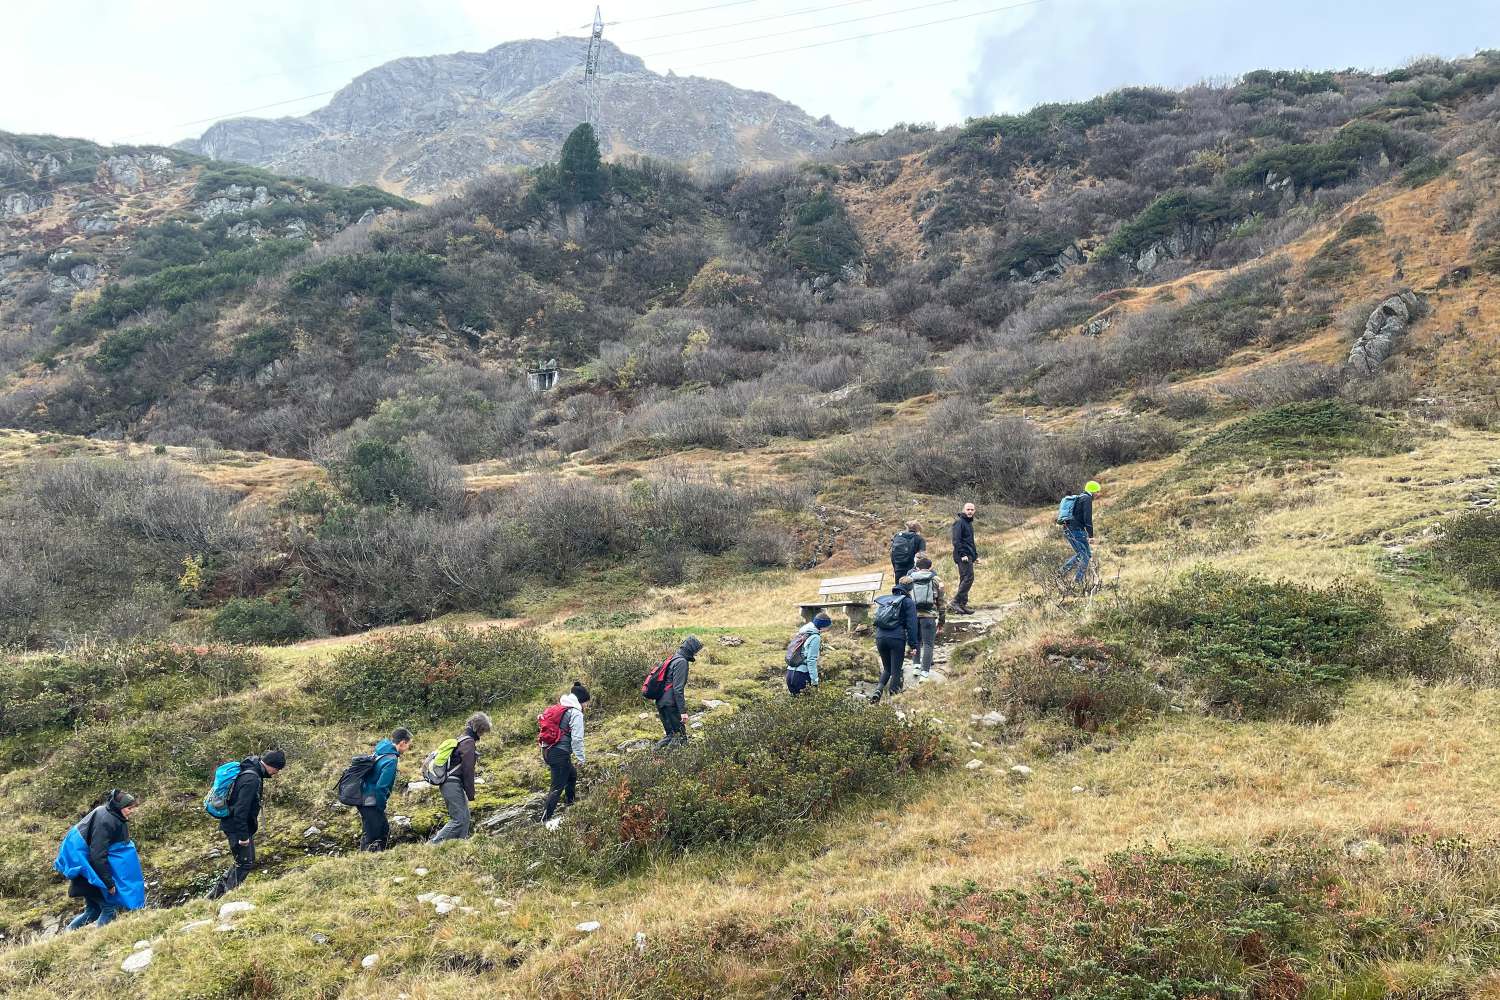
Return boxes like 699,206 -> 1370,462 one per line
890,531 -> 920,567
334,753 -> 383,808
873,595 -> 905,630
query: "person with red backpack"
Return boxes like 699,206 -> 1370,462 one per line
646,636 -> 703,750
539,682 -> 590,828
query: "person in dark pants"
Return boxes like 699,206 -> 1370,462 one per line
209,750 -> 285,899
431,713 -> 490,844
785,613 -> 832,695
890,520 -> 926,579
870,583 -> 918,704
950,501 -> 979,614
655,636 -> 703,749
65,790 -> 138,930
1059,481 -> 1100,585
903,556 -> 946,678
542,682 -> 591,828
358,728 -> 411,852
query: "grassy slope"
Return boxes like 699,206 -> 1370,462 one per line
2,151 -> 1500,997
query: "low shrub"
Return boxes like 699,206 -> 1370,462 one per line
1433,509 -> 1500,591
0,642 -> 261,741
210,597 -> 312,645
1191,400 -> 1411,468
981,635 -> 1166,732
736,522 -> 797,568
559,693 -> 943,872
314,627 -> 558,725
570,637 -> 665,708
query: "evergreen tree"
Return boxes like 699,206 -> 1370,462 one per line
554,122 -> 605,206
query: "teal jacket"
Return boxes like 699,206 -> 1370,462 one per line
361,739 -> 402,810
791,622 -> 824,685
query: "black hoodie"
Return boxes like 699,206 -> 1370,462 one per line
220,756 -> 268,843
951,513 -> 978,562
658,637 -> 703,713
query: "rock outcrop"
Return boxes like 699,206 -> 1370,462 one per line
176,38 -> 851,195
1347,290 -> 1421,377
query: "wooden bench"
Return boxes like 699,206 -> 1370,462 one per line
797,571 -> 886,631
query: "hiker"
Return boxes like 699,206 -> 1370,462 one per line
358,728 -> 411,852
785,612 -> 833,695
652,636 -> 703,750
903,555 -> 946,678
540,682 -> 591,829
1058,480 -> 1101,585
55,790 -> 140,930
870,582 -> 919,704
890,520 -> 926,579
208,749 -> 286,899
950,502 -> 978,615
430,713 -> 491,845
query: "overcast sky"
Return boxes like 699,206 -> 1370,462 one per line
2,0 -> 1497,148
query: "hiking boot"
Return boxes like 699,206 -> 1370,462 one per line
869,692 -> 881,705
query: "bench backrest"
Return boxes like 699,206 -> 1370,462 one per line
816,571 -> 885,601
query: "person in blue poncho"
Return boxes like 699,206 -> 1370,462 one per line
56,789 -> 141,930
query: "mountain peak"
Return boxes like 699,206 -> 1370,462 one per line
178,38 -> 849,195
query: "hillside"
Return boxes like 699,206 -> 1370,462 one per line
175,38 -> 853,195
1,51 -> 1500,999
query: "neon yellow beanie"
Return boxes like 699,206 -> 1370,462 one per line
1084,480 -> 1101,493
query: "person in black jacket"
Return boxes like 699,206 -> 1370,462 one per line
870,583 -> 919,704
208,749 -> 285,900
430,713 -> 491,845
950,502 -> 979,614
655,636 -> 703,750
66,790 -> 138,930
890,520 -> 926,579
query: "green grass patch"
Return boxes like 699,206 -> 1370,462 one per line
1189,400 -> 1412,468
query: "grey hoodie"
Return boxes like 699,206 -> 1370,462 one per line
658,636 -> 703,713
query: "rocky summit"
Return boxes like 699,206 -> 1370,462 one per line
175,37 -> 851,195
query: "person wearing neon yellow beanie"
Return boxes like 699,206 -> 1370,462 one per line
1058,481 -> 1101,585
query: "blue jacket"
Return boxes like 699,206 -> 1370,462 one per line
874,591 -> 919,648
362,739 -> 402,810
789,622 -> 824,684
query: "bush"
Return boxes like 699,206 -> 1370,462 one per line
982,635 -> 1166,732
1100,188 -> 1234,260
323,437 -> 462,512
1228,121 -> 1420,190
315,627 -> 558,725
560,693 -> 943,872
210,597 -> 312,645
1100,569 -> 1413,722
0,642 -> 261,741
1191,400 -> 1410,467
1433,509 -> 1500,591
571,638 -> 665,708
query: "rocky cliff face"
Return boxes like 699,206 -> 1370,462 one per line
177,38 -> 851,195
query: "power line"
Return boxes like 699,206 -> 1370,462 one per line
683,0 -> 1047,69
584,0 -> 760,28
616,0 -> 877,44
641,0 -> 985,57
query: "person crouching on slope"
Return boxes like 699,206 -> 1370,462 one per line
540,682 -> 591,829
57,789 -> 140,930
786,612 -> 832,695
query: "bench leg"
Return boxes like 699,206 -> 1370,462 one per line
845,605 -> 870,633
800,607 -> 818,624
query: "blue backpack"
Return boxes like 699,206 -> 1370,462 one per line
1057,494 -> 1083,525
204,761 -> 241,818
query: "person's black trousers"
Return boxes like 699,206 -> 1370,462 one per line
208,836 -> 255,898
875,635 -> 907,697
953,556 -> 974,608
357,804 -> 389,851
656,703 -> 686,748
542,744 -> 577,821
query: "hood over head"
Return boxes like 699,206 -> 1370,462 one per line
679,636 -> 704,660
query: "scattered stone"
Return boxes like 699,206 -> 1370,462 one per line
1343,839 -> 1386,862
303,826 -> 321,839
690,720 -> 703,730
576,921 -> 601,933
1009,765 -> 1034,780
637,712 -> 652,720
361,953 -> 379,970
311,932 -> 329,945
179,920 -> 213,933
717,635 -> 744,647
1347,290 -> 1421,377
214,924 -> 235,933
1071,786 -> 1085,794
965,759 -> 984,771
121,947 -> 154,973
414,868 -> 429,876
977,711 -> 1007,728
218,901 -> 256,919
391,815 -> 411,831
406,780 -> 434,796
701,699 -> 729,710
392,877 -> 406,884
635,931 -> 647,953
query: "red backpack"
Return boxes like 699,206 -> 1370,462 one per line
537,704 -> 571,749
641,656 -> 673,701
